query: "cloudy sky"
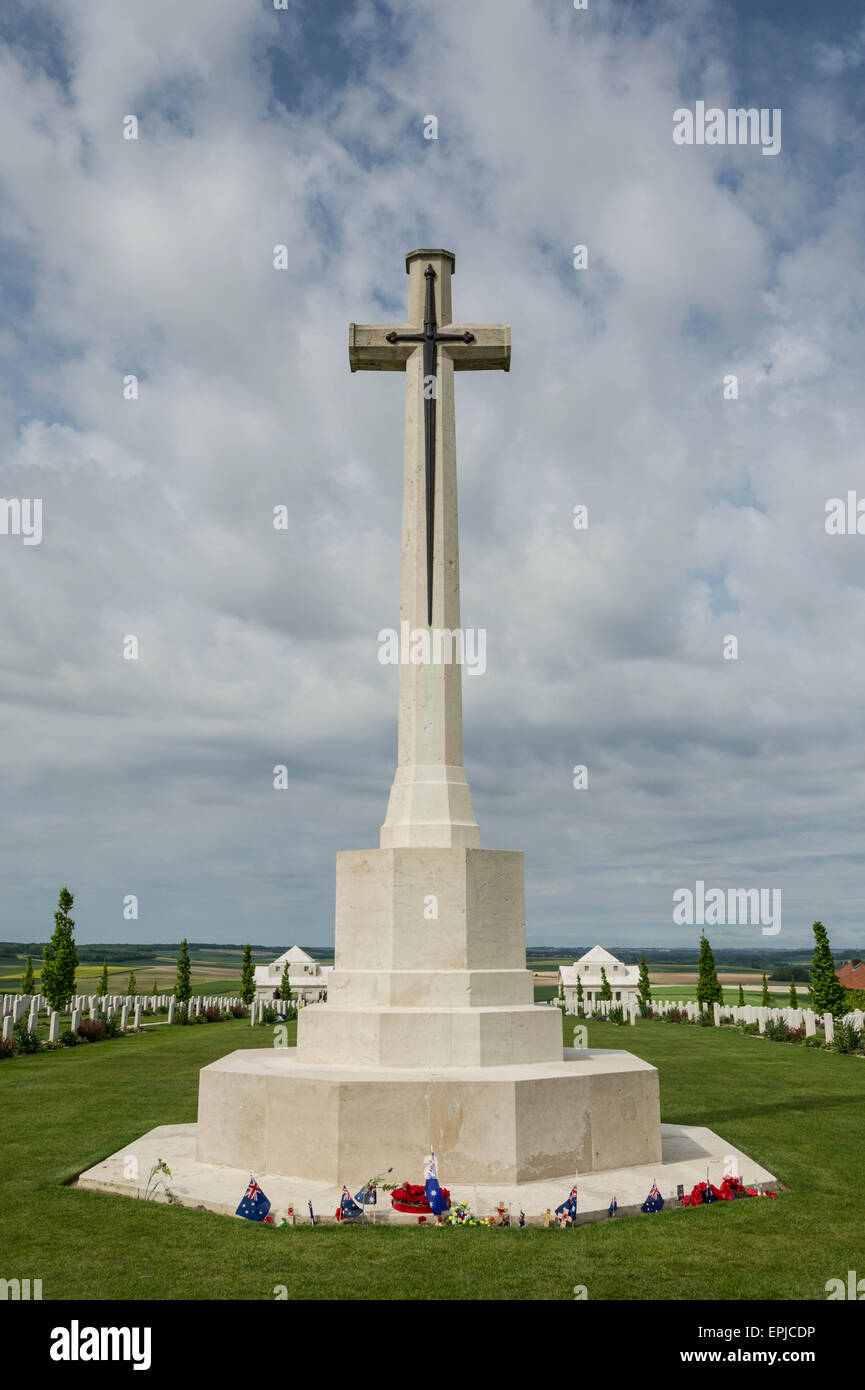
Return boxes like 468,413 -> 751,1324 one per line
1,0 -> 863,952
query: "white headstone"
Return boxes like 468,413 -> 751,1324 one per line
48,1011 -> 60,1043
70,1008 -> 81,1034
134,1002 -> 142,1029
167,1000 -> 176,1025
713,1002 -> 721,1026
121,1004 -> 129,1030
2,1014 -> 12,1044
823,1013 -> 834,1045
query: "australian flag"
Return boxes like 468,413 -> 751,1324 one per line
608,1195 -> 618,1218
518,1209 -> 525,1228
354,1182 -> 377,1207
340,1185 -> 363,1220
641,1181 -> 664,1214
556,1185 -> 579,1220
236,1175 -> 271,1222
424,1151 -> 450,1215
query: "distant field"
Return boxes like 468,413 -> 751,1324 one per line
0,956 -> 248,996
648,984 -> 812,1007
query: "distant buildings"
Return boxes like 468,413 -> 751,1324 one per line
253,945 -> 330,1003
837,958 -> 865,992
558,945 -> 640,1011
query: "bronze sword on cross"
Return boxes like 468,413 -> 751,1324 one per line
384,265 -> 474,626
349,249 -> 510,632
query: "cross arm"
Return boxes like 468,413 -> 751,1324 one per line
439,324 -> 511,372
349,324 -> 415,372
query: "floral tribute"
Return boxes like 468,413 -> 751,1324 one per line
390,1181 -> 451,1215
681,1176 -> 778,1206
445,1202 -> 492,1227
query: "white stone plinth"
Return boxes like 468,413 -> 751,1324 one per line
76,1120 -> 777,1222
196,1047 -> 661,1185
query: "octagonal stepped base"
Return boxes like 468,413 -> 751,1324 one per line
298,1002 -> 564,1067
196,1047 -> 662,1185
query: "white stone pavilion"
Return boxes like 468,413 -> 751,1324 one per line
559,946 -> 641,1011
254,946 -> 329,1004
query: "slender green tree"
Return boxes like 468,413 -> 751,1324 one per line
696,934 -> 723,1006
599,966 -> 612,1002
761,973 -> 770,1007
151,979 -> 158,997
737,983 -> 745,1007
576,975 -> 584,1014
97,959 -> 109,997
40,887 -> 78,1012
174,939 -> 192,1005
20,956 -> 36,995
557,974 -> 565,1002
637,955 -> 652,1016
280,960 -> 293,1010
788,979 -> 798,1008
809,921 -> 846,1018
127,970 -> 137,996
240,943 -> 255,1006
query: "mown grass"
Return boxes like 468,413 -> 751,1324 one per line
1,1015 -> 863,1300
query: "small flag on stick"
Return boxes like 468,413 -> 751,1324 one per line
555,1184 -> 578,1222
340,1185 -> 363,1220
236,1176 -> 271,1222
641,1181 -> 664,1214
424,1150 -> 450,1216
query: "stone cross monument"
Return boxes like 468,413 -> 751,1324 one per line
196,249 -> 662,1189
350,249 -> 509,849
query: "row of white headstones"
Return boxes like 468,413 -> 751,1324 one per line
1,993 -> 246,1044
563,996 -> 865,1043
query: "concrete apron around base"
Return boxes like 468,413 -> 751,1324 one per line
74,1122 -> 777,1226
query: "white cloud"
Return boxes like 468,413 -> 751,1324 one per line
0,0 -> 863,949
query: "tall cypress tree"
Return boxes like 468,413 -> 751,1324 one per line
737,983 -> 745,1007
127,970 -> 137,996
20,956 -> 35,995
97,959 -> 109,997
175,939 -> 192,1005
761,972 -> 770,1007
637,955 -> 652,1016
240,943 -> 255,1006
696,934 -> 723,1006
280,960 -> 293,1010
576,975 -> 584,1014
599,967 -> 612,1002
789,979 -> 798,1008
40,887 -> 78,1012
809,921 -> 846,1018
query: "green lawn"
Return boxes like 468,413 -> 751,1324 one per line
647,984 -> 812,1007
1,1015 -> 863,1299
